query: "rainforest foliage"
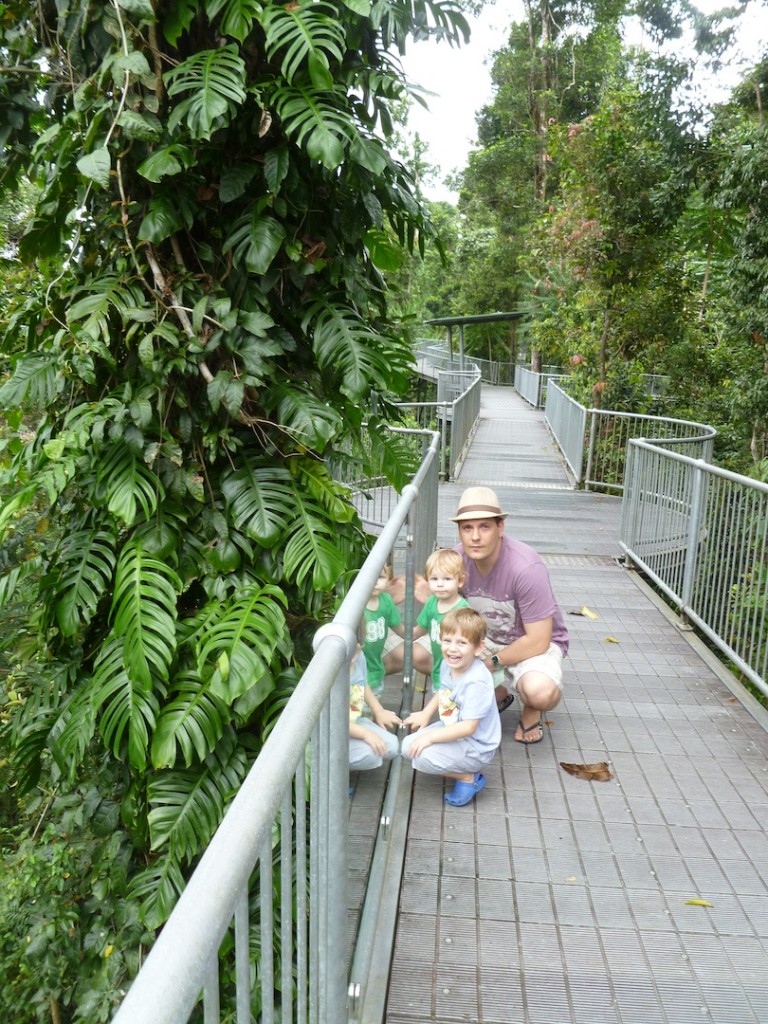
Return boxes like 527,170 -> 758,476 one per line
0,0 -> 468,1018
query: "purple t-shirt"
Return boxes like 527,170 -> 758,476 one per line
457,536 -> 569,656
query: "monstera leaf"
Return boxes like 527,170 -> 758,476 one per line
271,82 -> 352,169
193,584 -> 287,703
51,527 -> 117,636
151,670 -> 231,769
221,462 -> 296,546
0,355 -> 63,406
92,638 -> 161,772
110,542 -> 181,690
165,45 -> 247,138
94,443 -> 164,526
262,1 -> 345,87
302,297 -> 396,398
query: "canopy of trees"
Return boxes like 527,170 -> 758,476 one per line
404,0 -> 768,471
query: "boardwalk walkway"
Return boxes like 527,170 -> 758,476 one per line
384,386 -> 768,1024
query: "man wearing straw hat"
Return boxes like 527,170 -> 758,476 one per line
451,486 -> 568,744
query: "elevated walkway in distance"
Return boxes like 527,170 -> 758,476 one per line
385,384 -> 768,1024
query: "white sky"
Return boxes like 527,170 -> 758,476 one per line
400,4 -> 523,202
399,0 -> 768,204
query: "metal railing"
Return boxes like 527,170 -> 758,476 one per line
514,365 -> 565,409
414,341 -> 517,386
544,380 -> 716,492
397,371 -> 481,480
543,379 -> 587,481
111,431 -> 440,1024
621,440 -> 768,699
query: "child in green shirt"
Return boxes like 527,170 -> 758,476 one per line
412,549 -> 469,690
363,563 -> 405,697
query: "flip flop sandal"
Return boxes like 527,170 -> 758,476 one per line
515,718 -> 544,744
444,773 -> 486,807
496,692 -> 515,714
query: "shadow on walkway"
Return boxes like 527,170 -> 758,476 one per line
386,385 -> 768,1024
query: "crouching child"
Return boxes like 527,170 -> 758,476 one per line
401,607 -> 501,806
349,646 -> 401,771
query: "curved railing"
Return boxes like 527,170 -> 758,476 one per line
544,379 -> 716,492
621,440 -> 768,700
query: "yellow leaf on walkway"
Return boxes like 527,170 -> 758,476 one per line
605,636 -> 620,643
684,899 -> 713,907
568,605 -> 599,619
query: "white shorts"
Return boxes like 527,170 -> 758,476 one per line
485,642 -> 564,691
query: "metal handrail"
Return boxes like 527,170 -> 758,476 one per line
397,369 -> 481,480
543,379 -> 716,493
621,439 -> 768,699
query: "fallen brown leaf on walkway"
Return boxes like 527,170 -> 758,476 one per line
559,761 -> 613,782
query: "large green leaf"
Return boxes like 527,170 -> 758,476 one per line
289,458 -> 356,523
92,638 -> 161,772
207,0 -> 262,42
0,555 -> 43,611
282,508 -> 345,589
94,444 -> 164,526
272,82 -> 352,169
136,144 -> 194,182
50,683 -> 98,770
194,584 -> 286,702
110,543 -> 181,690
262,2 -> 345,87
146,728 -> 249,858
302,296 -> 394,398
273,382 -> 343,450
166,45 -> 247,139
151,670 -> 230,769
220,462 -> 295,546
76,147 -> 111,188
52,528 -> 117,636
223,208 -> 287,274
127,851 -> 187,930
0,355 -> 63,406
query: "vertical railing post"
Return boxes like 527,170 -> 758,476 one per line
680,460 -> 708,618
327,653 -> 352,1024
584,410 -> 598,491
620,439 -> 640,564
399,492 -> 419,719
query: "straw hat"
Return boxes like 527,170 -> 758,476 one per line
451,486 -> 509,522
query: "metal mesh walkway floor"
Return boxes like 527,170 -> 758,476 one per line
384,386 -> 768,1024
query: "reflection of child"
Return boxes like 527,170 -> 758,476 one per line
363,564 -> 405,697
402,607 -> 500,807
412,549 -> 469,690
349,647 -> 401,769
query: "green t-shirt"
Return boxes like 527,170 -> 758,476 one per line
416,594 -> 470,687
363,592 -> 401,691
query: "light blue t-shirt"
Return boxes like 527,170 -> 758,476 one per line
437,657 -> 501,755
